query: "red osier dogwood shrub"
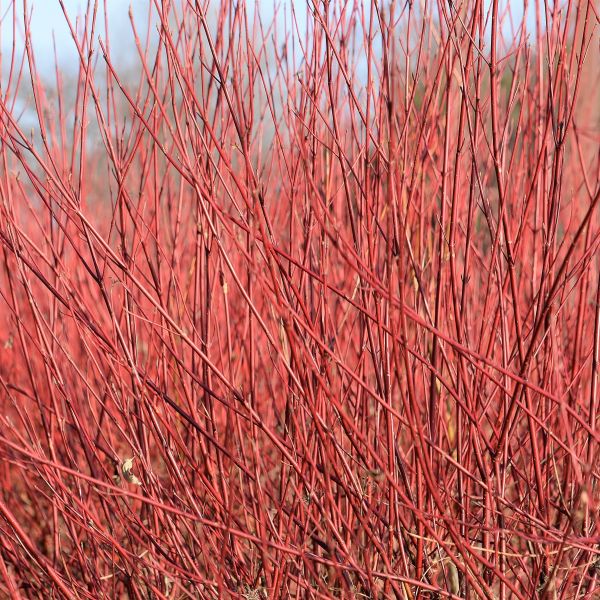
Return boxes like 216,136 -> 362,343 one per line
0,0 -> 598,597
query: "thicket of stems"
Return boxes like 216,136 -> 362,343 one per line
0,0 -> 598,597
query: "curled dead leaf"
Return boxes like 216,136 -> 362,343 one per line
121,457 -> 142,486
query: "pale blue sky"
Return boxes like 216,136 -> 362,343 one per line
1,0 -> 538,77
0,0 -> 150,74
